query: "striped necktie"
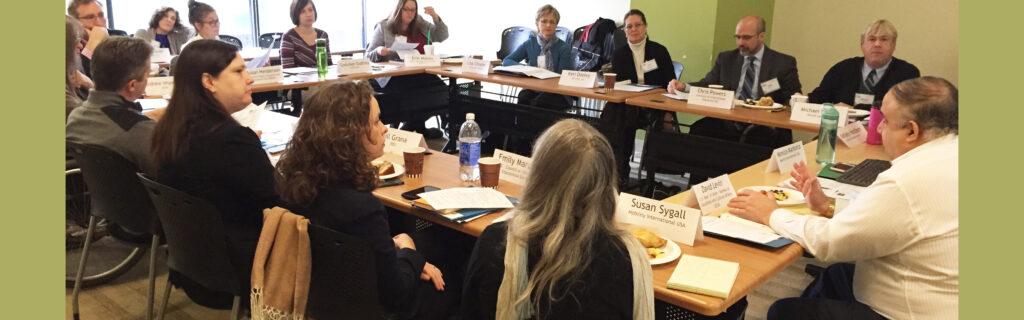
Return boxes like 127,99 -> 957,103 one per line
740,56 -> 756,99
864,69 -> 878,93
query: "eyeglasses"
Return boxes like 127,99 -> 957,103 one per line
624,23 -> 645,30
202,19 -> 220,26
78,13 -> 105,21
401,8 -> 416,13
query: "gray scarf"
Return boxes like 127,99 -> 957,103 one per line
537,33 -> 558,71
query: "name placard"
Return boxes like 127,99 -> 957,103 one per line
151,48 -> 172,63
405,54 -> 442,67
382,128 -> 428,157
791,103 -> 849,126
462,58 -> 492,75
765,141 -> 806,174
683,174 -> 738,215
838,122 -> 868,147
689,87 -> 735,110
248,65 -> 283,85
492,149 -> 531,186
337,58 -> 371,75
557,70 -> 598,88
615,193 -> 703,246
145,76 -> 174,97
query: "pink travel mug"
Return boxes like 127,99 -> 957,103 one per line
866,103 -> 883,145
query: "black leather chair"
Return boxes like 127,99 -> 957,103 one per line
258,32 -> 283,49
639,131 -> 773,197
137,174 -> 245,320
66,141 -> 160,320
305,224 -> 390,320
218,35 -> 243,50
108,29 -> 129,37
495,26 -> 533,60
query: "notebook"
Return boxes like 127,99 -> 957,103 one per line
666,255 -> 740,299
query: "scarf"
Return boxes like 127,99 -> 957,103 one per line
250,207 -> 311,320
495,227 -> 654,320
538,33 -> 558,71
629,36 -> 648,85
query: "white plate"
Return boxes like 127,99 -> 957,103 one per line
739,186 -> 805,206
739,102 -> 785,110
847,108 -> 870,118
372,160 -> 405,180
650,240 -> 682,265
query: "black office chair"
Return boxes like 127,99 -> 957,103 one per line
108,29 -> 129,37
258,32 -> 283,49
66,142 -> 161,320
611,25 -> 627,53
218,35 -> 243,50
495,26 -> 533,60
305,224 -> 390,320
639,131 -> 772,197
137,174 -> 245,320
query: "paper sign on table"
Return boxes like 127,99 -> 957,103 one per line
151,48 -> 172,63
683,174 -> 738,215
337,58 -> 371,75
838,122 -> 868,147
248,65 -> 283,85
688,87 -> 735,110
231,101 -> 268,128
791,103 -> 849,126
145,76 -> 174,97
615,193 -> 703,246
405,55 -> 442,67
462,58 -> 492,75
557,70 -> 598,88
382,128 -> 428,157
492,149 -> 531,186
765,141 -> 806,174
666,255 -> 740,299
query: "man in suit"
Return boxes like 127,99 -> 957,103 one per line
667,15 -> 801,147
68,0 -> 109,77
808,20 -> 920,110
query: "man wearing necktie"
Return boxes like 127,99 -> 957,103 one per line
809,20 -> 921,110
668,15 -> 802,147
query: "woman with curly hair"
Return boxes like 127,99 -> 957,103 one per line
135,7 -> 192,55
275,80 -> 456,319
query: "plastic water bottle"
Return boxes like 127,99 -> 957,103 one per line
815,103 -> 839,165
459,113 -> 482,181
316,38 -> 328,79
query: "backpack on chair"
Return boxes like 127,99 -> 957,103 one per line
572,17 -> 618,72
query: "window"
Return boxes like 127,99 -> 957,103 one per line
256,0 -> 365,51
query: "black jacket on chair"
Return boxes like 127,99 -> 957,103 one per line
691,46 -> 802,104
611,39 -> 676,87
808,56 -> 920,109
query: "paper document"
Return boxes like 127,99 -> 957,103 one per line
282,67 -> 318,75
614,82 -> 659,92
418,187 -> 515,210
390,41 -> 420,60
246,48 -> 275,69
137,98 -> 168,111
231,101 -> 267,129
371,63 -> 398,73
701,215 -> 782,244
493,65 -> 560,79
663,92 -> 689,101
667,255 -> 740,298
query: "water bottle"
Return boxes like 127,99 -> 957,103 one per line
866,101 -> 884,145
815,103 -> 839,165
459,113 -> 482,181
316,38 -> 328,79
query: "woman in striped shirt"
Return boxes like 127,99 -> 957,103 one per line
280,0 -> 331,68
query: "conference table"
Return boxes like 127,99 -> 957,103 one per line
625,93 -> 820,132
250,62 -> 432,93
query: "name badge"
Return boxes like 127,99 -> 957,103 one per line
536,55 -> 546,70
247,65 -> 283,85
337,58 -> 371,75
405,54 -> 442,67
642,59 -> 658,72
682,174 -> 738,215
615,193 -> 703,246
145,76 -> 174,97
838,123 -> 868,147
765,141 -> 806,174
493,149 -> 531,186
463,58 -> 492,75
557,70 -> 598,88
854,93 -> 874,106
689,87 -> 734,110
760,77 -> 781,94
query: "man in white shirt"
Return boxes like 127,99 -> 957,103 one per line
728,76 -> 958,320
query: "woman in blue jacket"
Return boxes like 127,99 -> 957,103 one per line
501,5 -> 574,109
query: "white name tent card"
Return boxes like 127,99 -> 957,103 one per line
492,149 -> 531,186
248,65 -> 283,85
405,54 -> 442,67
689,87 -> 735,110
145,76 -> 174,97
838,122 -> 868,147
151,48 -> 172,64
493,65 -> 560,79
337,58 -> 371,75
791,103 -> 850,126
462,58 -> 493,75
765,141 -> 807,174
382,128 -> 428,158
683,174 -> 738,215
615,193 -> 703,246
557,70 -> 598,88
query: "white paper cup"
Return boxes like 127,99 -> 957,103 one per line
423,45 -> 435,56
789,94 -> 808,107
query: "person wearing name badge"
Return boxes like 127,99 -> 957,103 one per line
66,16 -> 91,120
151,40 -> 279,309
276,80 -> 461,320
808,20 -> 921,110
67,0 -> 109,77
366,0 -> 449,62
501,5 -> 575,109
280,0 -> 332,69
181,0 -> 221,51
135,7 -> 193,55
727,77 -> 958,320
462,119 -> 655,320
667,15 -> 801,147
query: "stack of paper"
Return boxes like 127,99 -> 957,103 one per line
413,188 -> 517,223
493,65 -> 560,79
701,215 -> 793,248
666,254 -> 740,299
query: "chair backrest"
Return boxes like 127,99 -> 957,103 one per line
673,61 -> 684,80
555,26 -> 572,45
641,131 -> 772,185
66,141 -> 156,235
611,26 -> 627,52
496,26 -> 533,60
218,35 -> 243,50
108,29 -> 128,37
259,32 -> 283,49
137,173 -> 242,295
305,224 -> 387,319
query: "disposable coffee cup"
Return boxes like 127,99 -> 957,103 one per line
479,157 -> 501,188
422,45 -> 435,56
789,94 -> 808,107
604,73 -> 617,89
472,55 -> 483,60
403,147 -> 425,177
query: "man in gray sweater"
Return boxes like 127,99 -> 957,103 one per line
67,36 -> 156,174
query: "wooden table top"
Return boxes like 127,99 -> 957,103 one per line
425,67 -> 665,103
625,93 -> 820,132
251,62 -> 429,93
371,150 -> 817,316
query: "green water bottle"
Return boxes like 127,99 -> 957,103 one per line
316,38 -> 327,79
815,103 -> 839,165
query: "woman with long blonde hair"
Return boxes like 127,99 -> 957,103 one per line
462,119 -> 654,319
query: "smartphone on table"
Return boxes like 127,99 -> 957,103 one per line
829,162 -> 856,173
401,186 -> 440,200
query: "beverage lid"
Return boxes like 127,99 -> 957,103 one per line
466,113 -> 475,120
